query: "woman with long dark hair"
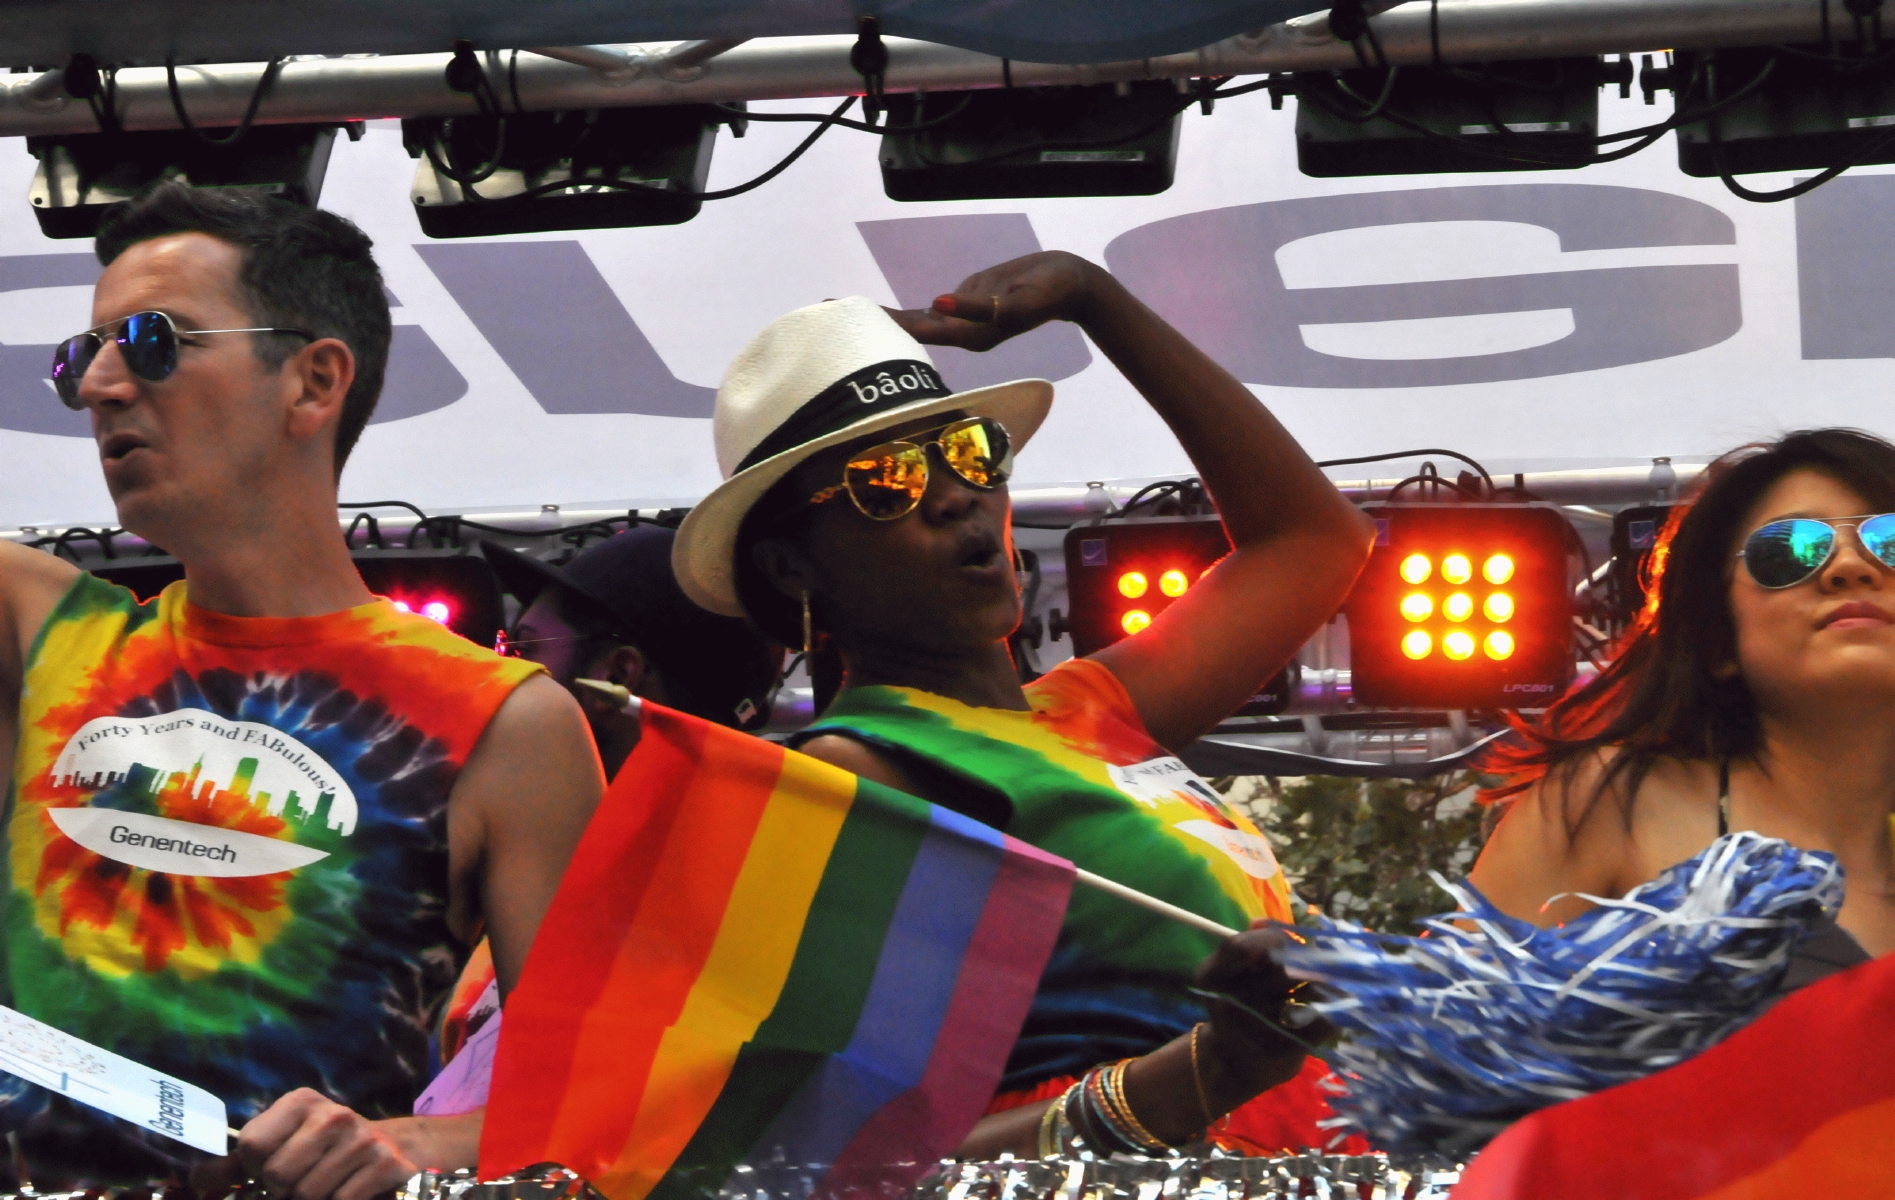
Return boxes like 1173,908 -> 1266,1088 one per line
1472,428 -> 1895,972
673,251 -> 1374,1157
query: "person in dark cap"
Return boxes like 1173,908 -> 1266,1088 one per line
481,525 -> 781,778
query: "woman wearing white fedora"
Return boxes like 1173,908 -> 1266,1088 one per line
673,252 -> 1375,1157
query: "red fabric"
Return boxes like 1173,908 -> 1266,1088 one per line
1454,953 -> 1895,1200
987,1056 -> 1371,1155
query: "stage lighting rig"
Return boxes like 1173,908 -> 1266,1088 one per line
1648,46 -> 1895,179
27,124 -> 351,239
1604,503 -> 1681,629
1291,57 -> 1626,177
403,105 -> 744,237
878,82 -> 1183,201
89,550 -> 506,649
1059,514 -> 1293,716
1345,504 -> 1576,709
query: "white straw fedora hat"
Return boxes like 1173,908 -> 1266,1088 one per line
674,296 -> 1053,618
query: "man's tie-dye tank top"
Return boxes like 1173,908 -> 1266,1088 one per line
3,573 -> 539,1181
795,656 -> 1294,1091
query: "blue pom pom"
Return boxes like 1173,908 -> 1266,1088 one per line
1279,832 -> 1843,1157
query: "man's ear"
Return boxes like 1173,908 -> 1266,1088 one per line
752,534 -> 818,602
283,337 -> 357,444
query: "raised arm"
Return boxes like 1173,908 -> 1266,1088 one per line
895,253 -> 1374,750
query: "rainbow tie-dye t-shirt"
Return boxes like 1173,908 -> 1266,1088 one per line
3,573 -> 539,1181
797,657 -> 1293,1090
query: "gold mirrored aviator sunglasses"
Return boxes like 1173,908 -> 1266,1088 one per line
803,416 -> 1014,521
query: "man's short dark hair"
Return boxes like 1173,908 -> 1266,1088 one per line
95,182 -> 392,475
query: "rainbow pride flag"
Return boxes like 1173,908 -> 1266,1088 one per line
1453,952 -> 1895,1199
479,702 -> 1074,1199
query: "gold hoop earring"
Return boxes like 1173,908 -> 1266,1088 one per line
802,590 -> 814,658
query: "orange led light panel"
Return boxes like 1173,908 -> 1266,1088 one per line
1402,630 -> 1433,659
1159,569 -> 1190,597
1400,553 -> 1432,584
1442,554 -> 1472,585
1400,592 -> 1433,622
1121,609 -> 1153,635
1443,592 -> 1474,622
1484,630 -> 1516,660
1117,571 -> 1148,599
1484,592 -> 1515,622
1483,553 -> 1515,585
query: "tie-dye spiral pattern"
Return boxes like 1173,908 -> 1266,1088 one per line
796,657 -> 1293,1090
3,574 -> 537,1183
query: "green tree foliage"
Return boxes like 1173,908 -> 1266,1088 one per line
1255,772 -> 1489,934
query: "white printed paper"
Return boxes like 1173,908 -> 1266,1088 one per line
0,1004 -> 227,1154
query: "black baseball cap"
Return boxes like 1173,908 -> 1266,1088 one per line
480,527 -> 781,731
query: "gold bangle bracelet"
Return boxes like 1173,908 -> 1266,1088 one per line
1105,1059 -> 1171,1153
1188,1023 -> 1216,1127
1037,1089 -> 1067,1158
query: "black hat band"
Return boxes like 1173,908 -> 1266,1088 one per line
733,359 -> 953,475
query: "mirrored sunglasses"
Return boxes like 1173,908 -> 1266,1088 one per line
1736,513 -> 1895,589
805,416 -> 1014,521
50,310 -> 313,410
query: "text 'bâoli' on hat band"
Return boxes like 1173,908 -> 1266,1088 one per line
734,359 -> 952,474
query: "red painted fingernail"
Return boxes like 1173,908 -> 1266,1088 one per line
932,294 -> 962,315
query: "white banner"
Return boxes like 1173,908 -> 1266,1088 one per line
4,88 -> 1893,527
0,1003 -> 227,1154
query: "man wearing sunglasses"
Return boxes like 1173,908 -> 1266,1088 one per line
0,183 -> 603,1195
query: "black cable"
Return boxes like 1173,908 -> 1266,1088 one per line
165,57 -> 282,146
711,91 -> 976,134
1320,64 -> 1402,123
506,95 -> 856,203
343,512 -> 383,550
339,499 -> 431,523
1312,51 -> 1775,171
508,49 -> 524,115
1316,448 -> 1495,497
1703,56 -> 1895,201
424,117 -> 508,190
1385,471 -> 1486,502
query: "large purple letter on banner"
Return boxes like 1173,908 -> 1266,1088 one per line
857,214 -> 1092,390
1795,174 -> 1895,360
0,254 -> 98,438
414,241 -> 715,418
1104,184 -> 1739,388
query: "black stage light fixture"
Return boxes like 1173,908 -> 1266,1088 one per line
879,82 -> 1182,201
1344,504 -> 1576,709
403,105 -> 741,237
1060,514 -> 1293,716
1292,58 -> 1624,177
88,549 -> 506,649
1652,46 -> 1895,177
1606,503 -> 1681,628
27,124 -> 348,239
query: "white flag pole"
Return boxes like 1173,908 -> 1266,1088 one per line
1074,868 -> 1244,940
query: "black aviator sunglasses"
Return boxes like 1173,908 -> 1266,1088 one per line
50,310 -> 313,410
